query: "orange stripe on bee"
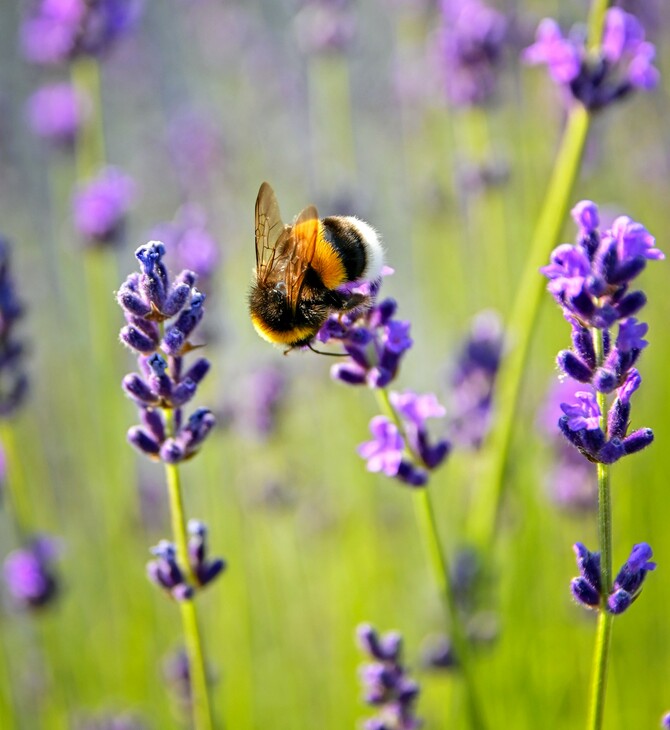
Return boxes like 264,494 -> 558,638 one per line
310,221 -> 347,289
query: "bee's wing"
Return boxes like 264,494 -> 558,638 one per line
255,182 -> 290,280
285,204 -> 319,313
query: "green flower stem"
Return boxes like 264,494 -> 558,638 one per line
587,328 -> 614,730
0,421 -> 30,539
374,388 -> 486,730
587,0 -> 611,51
467,0 -> 612,550
587,610 -> 614,730
466,103 -> 590,549
70,56 -> 106,180
163,457 -> 216,730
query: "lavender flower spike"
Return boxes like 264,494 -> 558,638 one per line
523,8 -> 659,110
356,624 -> 422,730
3,536 -> 59,610
118,241 -> 215,464
569,542 -> 656,614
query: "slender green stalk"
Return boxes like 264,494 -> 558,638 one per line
467,0 -> 612,550
70,56 -> 106,180
163,419 -> 216,730
587,610 -> 614,730
586,328 -> 614,730
467,104 -> 590,549
375,389 -> 485,730
0,422 -> 30,539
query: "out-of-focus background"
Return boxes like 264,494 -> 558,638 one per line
0,0 -> 669,728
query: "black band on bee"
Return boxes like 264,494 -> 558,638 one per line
321,217 -> 368,282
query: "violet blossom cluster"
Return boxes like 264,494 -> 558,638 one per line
117,241 -> 215,464
541,201 -> 662,465
317,282 -> 449,487
436,0 -> 508,107
523,7 -> 659,111
448,310 -> 503,449
2,536 -> 59,610
147,521 -> 225,601
21,0 -> 142,66
0,238 -> 29,417
571,542 -> 656,614
27,82 -> 89,147
356,624 -> 422,730
73,167 -> 135,247
150,205 -> 220,293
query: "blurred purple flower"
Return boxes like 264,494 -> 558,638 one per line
3,536 -> 59,610
21,0 -> 142,65
167,111 -> 223,193
523,8 -> 659,110
293,0 -> 356,55
358,416 -> 404,477
229,364 -> 288,440
151,204 -> 220,287
0,238 -> 29,417
73,167 -> 135,246
27,82 -> 89,146
436,0 -> 508,107
448,310 -> 503,449
357,624 -> 422,730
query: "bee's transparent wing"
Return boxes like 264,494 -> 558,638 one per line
285,204 -> 319,312
255,182 -> 290,281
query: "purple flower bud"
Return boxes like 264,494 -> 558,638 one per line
358,416 -> 404,477
127,426 -> 160,457
122,373 -> 159,406
27,82 -> 88,145
607,588 -> 633,614
558,350 -> 594,382
571,200 -> 599,233
3,536 -> 59,610
560,393 -> 601,431
120,324 -> 159,354
73,167 -> 135,246
621,427 -> 654,455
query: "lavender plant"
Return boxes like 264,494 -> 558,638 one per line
356,624 -> 422,730
541,201 -> 662,728
469,2 -> 661,551
317,281 -> 484,728
117,240 -> 222,730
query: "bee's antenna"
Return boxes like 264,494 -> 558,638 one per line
307,342 -> 348,357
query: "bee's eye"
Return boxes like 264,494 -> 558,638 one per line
274,282 -> 286,294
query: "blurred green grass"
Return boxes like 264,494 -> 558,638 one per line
0,0 -> 669,728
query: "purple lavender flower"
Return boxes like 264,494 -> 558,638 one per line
27,82 -> 88,146
21,0 -> 142,65
229,364 -> 288,440
118,241 -> 215,464
73,167 -> 135,247
570,542 -> 656,614
358,416 -> 405,478
538,378 -> 596,510
3,536 -> 59,610
448,310 -> 503,448
147,540 -> 193,601
543,201 -> 661,465
166,110 -> 223,194
187,520 -> 226,588
357,624 -> 422,730
293,0 -> 356,55
150,204 -> 220,290
319,283 -> 412,388
435,0 -> 508,107
0,238 -> 29,417
523,8 -> 659,110
662,711 -> 670,729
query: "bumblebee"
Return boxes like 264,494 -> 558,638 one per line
249,182 -> 384,350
